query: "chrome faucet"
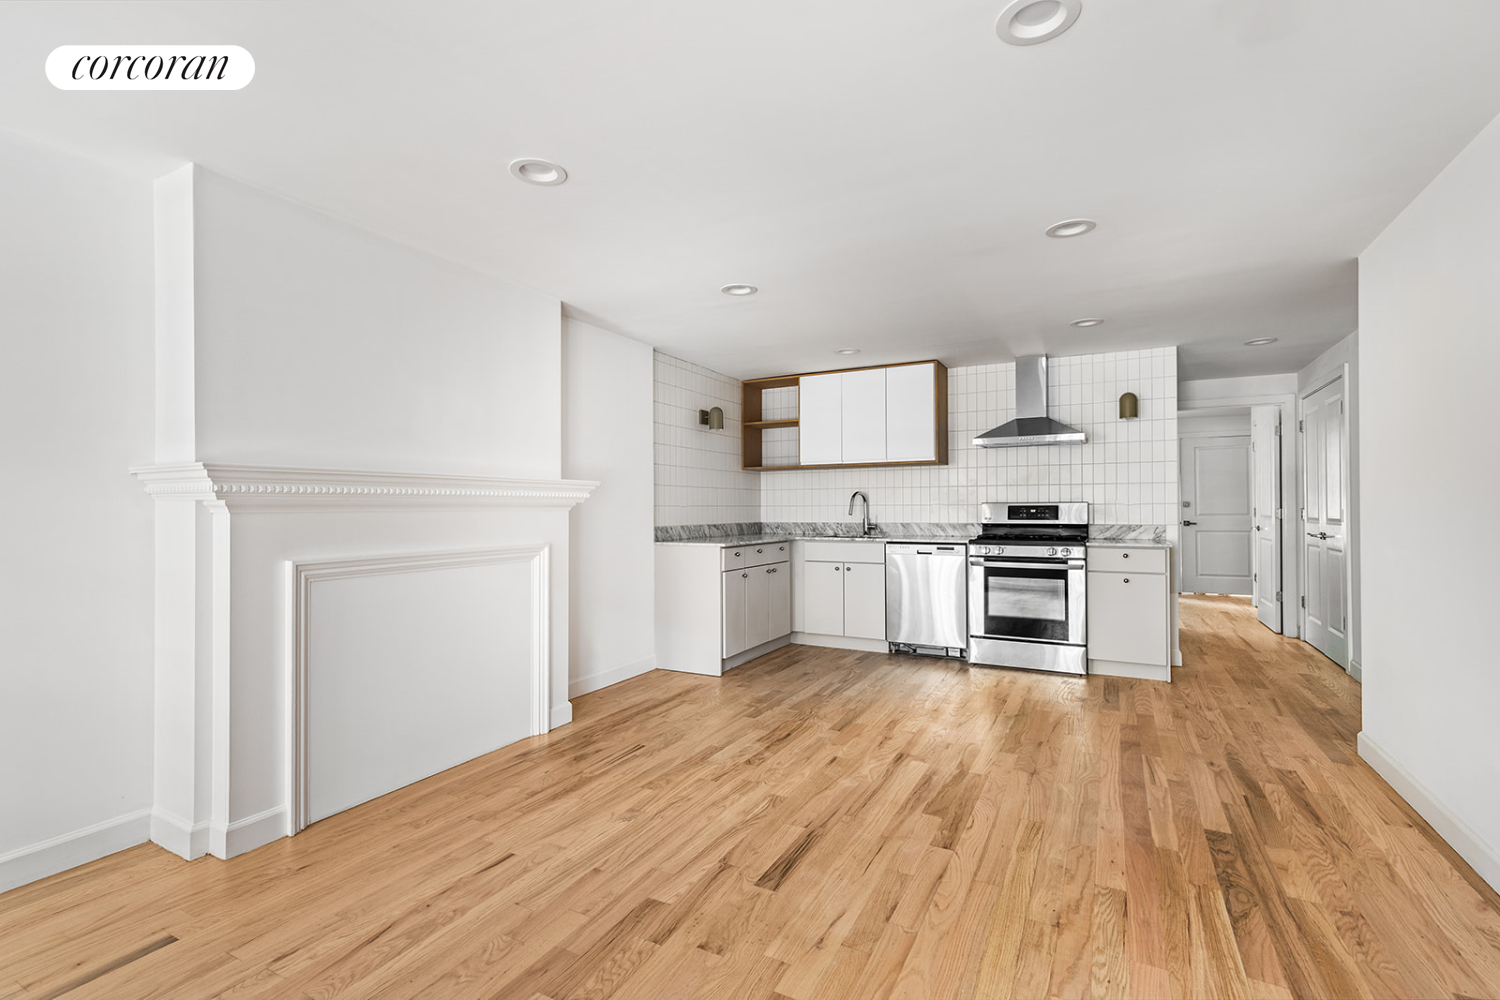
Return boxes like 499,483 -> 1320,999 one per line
848,491 -> 875,536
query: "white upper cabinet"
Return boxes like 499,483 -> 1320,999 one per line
840,367 -> 887,464
798,371 -> 843,466
793,362 -> 942,468
885,362 -> 938,462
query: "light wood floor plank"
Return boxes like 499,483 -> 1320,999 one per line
3,595 -> 1499,998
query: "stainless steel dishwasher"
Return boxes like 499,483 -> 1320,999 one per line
885,543 -> 968,658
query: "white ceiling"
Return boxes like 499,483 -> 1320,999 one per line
5,1 -> 1500,380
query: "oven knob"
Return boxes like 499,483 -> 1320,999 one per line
1060,547 -> 1072,556
996,546 -> 1004,555
1047,547 -> 1058,556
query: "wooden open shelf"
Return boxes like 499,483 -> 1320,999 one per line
744,419 -> 799,429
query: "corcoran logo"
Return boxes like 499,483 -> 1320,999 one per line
46,45 -> 254,90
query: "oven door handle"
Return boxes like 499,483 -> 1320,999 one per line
969,557 -> 1085,571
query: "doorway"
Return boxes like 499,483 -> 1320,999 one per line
1179,411 -> 1252,595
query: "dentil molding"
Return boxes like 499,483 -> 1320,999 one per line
130,463 -> 597,511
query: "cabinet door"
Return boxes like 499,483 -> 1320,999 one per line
768,563 -> 791,640
804,561 -> 845,636
841,367 -> 887,464
885,363 -> 937,462
745,566 -> 771,650
1087,571 -> 1167,665
722,569 -> 748,657
843,562 -> 887,640
799,372 -> 842,466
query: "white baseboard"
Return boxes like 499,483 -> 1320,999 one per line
0,808 -> 151,894
550,702 -> 574,730
723,635 -> 792,670
1358,731 -> 1499,892
217,806 -> 288,859
1349,658 -> 1363,682
791,633 -> 888,653
569,654 -> 656,699
151,807 -> 209,861
1089,658 -> 1172,682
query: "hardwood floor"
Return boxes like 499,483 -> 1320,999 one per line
4,594 -> 1499,999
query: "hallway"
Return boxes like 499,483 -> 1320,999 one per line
2,596 -> 1497,998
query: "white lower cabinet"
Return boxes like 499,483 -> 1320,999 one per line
726,560 -> 790,656
795,540 -> 887,646
657,542 -> 792,675
1087,545 -> 1171,681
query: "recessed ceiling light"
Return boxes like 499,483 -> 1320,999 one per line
1046,218 -> 1096,238
835,348 -> 861,355
720,283 -> 758,296
508,158 -> 568,186
1070,318 -> 1104,328
1244,337 -> 1279,346
996,0 -> 1082,46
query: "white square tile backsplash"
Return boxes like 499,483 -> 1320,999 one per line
653,352 -> 761,526
656,348 -> 1179,528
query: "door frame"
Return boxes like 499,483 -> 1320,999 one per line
1298,364 -> 1355,674
1177,391 -> 1298,637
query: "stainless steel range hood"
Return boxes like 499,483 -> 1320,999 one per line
973,355 -> 1086,448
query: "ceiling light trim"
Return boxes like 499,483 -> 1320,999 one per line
996,0 -> 1083,46
1070,318 -> 1104,328
508,158 -> 568,186
720,283 -> 758,296
1243,337 -> 1279,346
1046,218 -> 1096,238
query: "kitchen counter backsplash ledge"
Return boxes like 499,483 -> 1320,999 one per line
655,521 -> 978,543
656,521 -> 1171,544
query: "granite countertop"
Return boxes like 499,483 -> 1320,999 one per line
656,532 -> 974,547
1087,538 -> 1173,549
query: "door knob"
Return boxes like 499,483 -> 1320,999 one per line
1182,520 -> 1198,526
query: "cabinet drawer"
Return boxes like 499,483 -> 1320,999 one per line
721,547 -> 748,571
1087,547 -> 1166,574
801,540 -> 885,564
744,542 -> 790,568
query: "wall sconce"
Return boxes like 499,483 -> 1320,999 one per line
699,406 -> 724,430
1118,392 -> 1139,419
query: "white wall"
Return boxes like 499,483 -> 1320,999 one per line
1297,332 -> 1360,670
193,169 -> 561,478
564,320 -> 656,696
1359,111 -> 1500,891
760,350 -> 1180,527
0,129 -> 156,891
654,352 -> 760,527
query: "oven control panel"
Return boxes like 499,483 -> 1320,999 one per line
970,544 -> 1083,559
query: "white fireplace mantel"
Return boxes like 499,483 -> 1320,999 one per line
130,462 -> 598,511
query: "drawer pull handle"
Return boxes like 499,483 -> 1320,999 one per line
1123,577 -> 1130,583
1122,552 -> 1129,559
757,548 -> 763,553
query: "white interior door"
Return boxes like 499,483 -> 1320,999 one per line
1250,405 -> 1283,633
1179,435 -> 1253,594
1301,376 -> 1349,668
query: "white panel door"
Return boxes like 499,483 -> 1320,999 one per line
843,562 -> 887,640
722,568 -> 747,657
804,561 -> 845,636
799,372 -> 842,466
1301,376 -> 1349,668
1179,435 -> 1253,595
885,362 -> 937,462
840,367 -> 887,464
1250,405 -> 1283,633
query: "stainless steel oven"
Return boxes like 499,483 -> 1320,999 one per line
968,502 -> 1088,675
